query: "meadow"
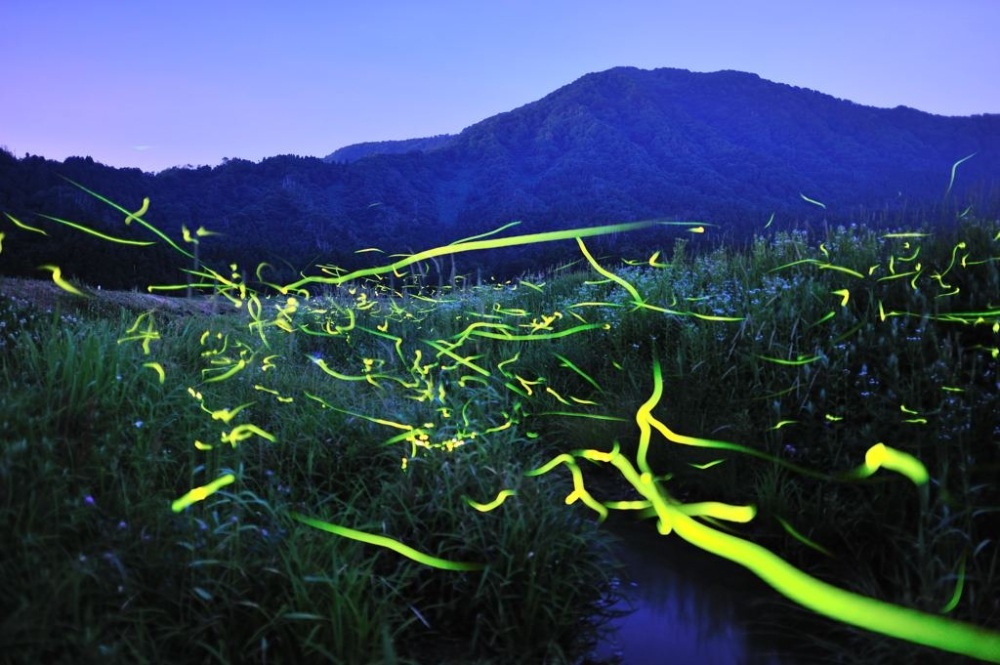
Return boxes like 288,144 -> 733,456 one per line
1,199 -> 999,663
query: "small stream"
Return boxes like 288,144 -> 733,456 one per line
587,517 -> 801,664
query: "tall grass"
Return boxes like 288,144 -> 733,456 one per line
2,211 -> 999,663
0,286 -> 622,663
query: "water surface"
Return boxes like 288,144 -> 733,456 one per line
589,517 -> 797,664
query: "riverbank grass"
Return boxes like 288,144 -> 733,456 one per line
2,214 -> 999,663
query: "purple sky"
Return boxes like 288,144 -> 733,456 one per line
4,1 -> 998,173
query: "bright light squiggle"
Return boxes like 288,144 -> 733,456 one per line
291,512 -> 485,571
530,361 -> 1000,662
7,182 -> 999,662
172,473 -> 236,512
38,265 -> 87,297
465,489 -> 518,512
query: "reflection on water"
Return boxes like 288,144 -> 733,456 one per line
589,517 -> 792,665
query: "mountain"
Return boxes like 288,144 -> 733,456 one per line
328,67 -> 1000,225
326,134 -> 456,163
2,66 -> 998,288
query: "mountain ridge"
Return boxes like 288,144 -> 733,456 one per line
1,66 -> 998,288
326,134 -> 456,163
322,66 -> 997,227
325,66 -> 995,161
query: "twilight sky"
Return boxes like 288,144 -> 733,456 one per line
3,1 -> 998,173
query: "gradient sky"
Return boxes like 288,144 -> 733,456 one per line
4,1 -> 998,173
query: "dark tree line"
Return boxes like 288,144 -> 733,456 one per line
2,67 -> 998,290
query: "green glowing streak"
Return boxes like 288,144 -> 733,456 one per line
172,473 -> 235,512
291,512 -> 484,571
809,311 -> 836,327
850,442 -> 929,486
656,479 -> 998,661
939,241 -> 967,280
462,322 -> 606,341
207,402 -> 254,424
604,499 -> 652,511
453,322 -> 517,345
940,553 -> 967,614
677,501 -> 755,522
945,152 -> 976,197
552,354 -> 602,391
36,214 -> 157,246
423,340 -> 491,376
597,363 -> 1000,662
634,363 -> 875,481
570,301 -> 620,309
202,358 -> 247,383
688,459 -> 726,470
545,386 -> 572,405
309,355 -> 379,382
304,392 -> 413,432
143,362 -> 166,384
775,515 -> 834,557
283,220 -> 659,291
895,246 -> 921,264
125,312 -> 155,335
148,281 -> 218,293
495,352 -> 521,377
4,212 -> 48,235
818,263 -> 865,279
577,237 -> 645,305
502,382 -> 530,398
633,369 -> 661,474
220,424 -> 276,446
119,322 -> 160,354
799,193 -> 827,208
770,258 -> 865,280
877,270 -> 920,283
465,489 -> 518,512
525,454 -> 609,520
659,221 -> 710,229
756,354 -> 821,366
935,308 -> 1000,320
689,311 -> 744,322
62,178 -> 194,259
33,185 -> 998,660
533,411 -> 629,422
38,265 -> 87,297
449,220 -> 522,245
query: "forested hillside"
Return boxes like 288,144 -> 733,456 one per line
2,67 -> 997,289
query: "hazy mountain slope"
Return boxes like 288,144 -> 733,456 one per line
325,134 -> 456,163
425,67 -> 999,225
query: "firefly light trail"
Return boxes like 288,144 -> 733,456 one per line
4,181 -> 999,662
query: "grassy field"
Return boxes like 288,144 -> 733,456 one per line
2,213 -> 999,663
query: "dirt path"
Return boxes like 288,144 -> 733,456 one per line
0,276 -> 224,316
